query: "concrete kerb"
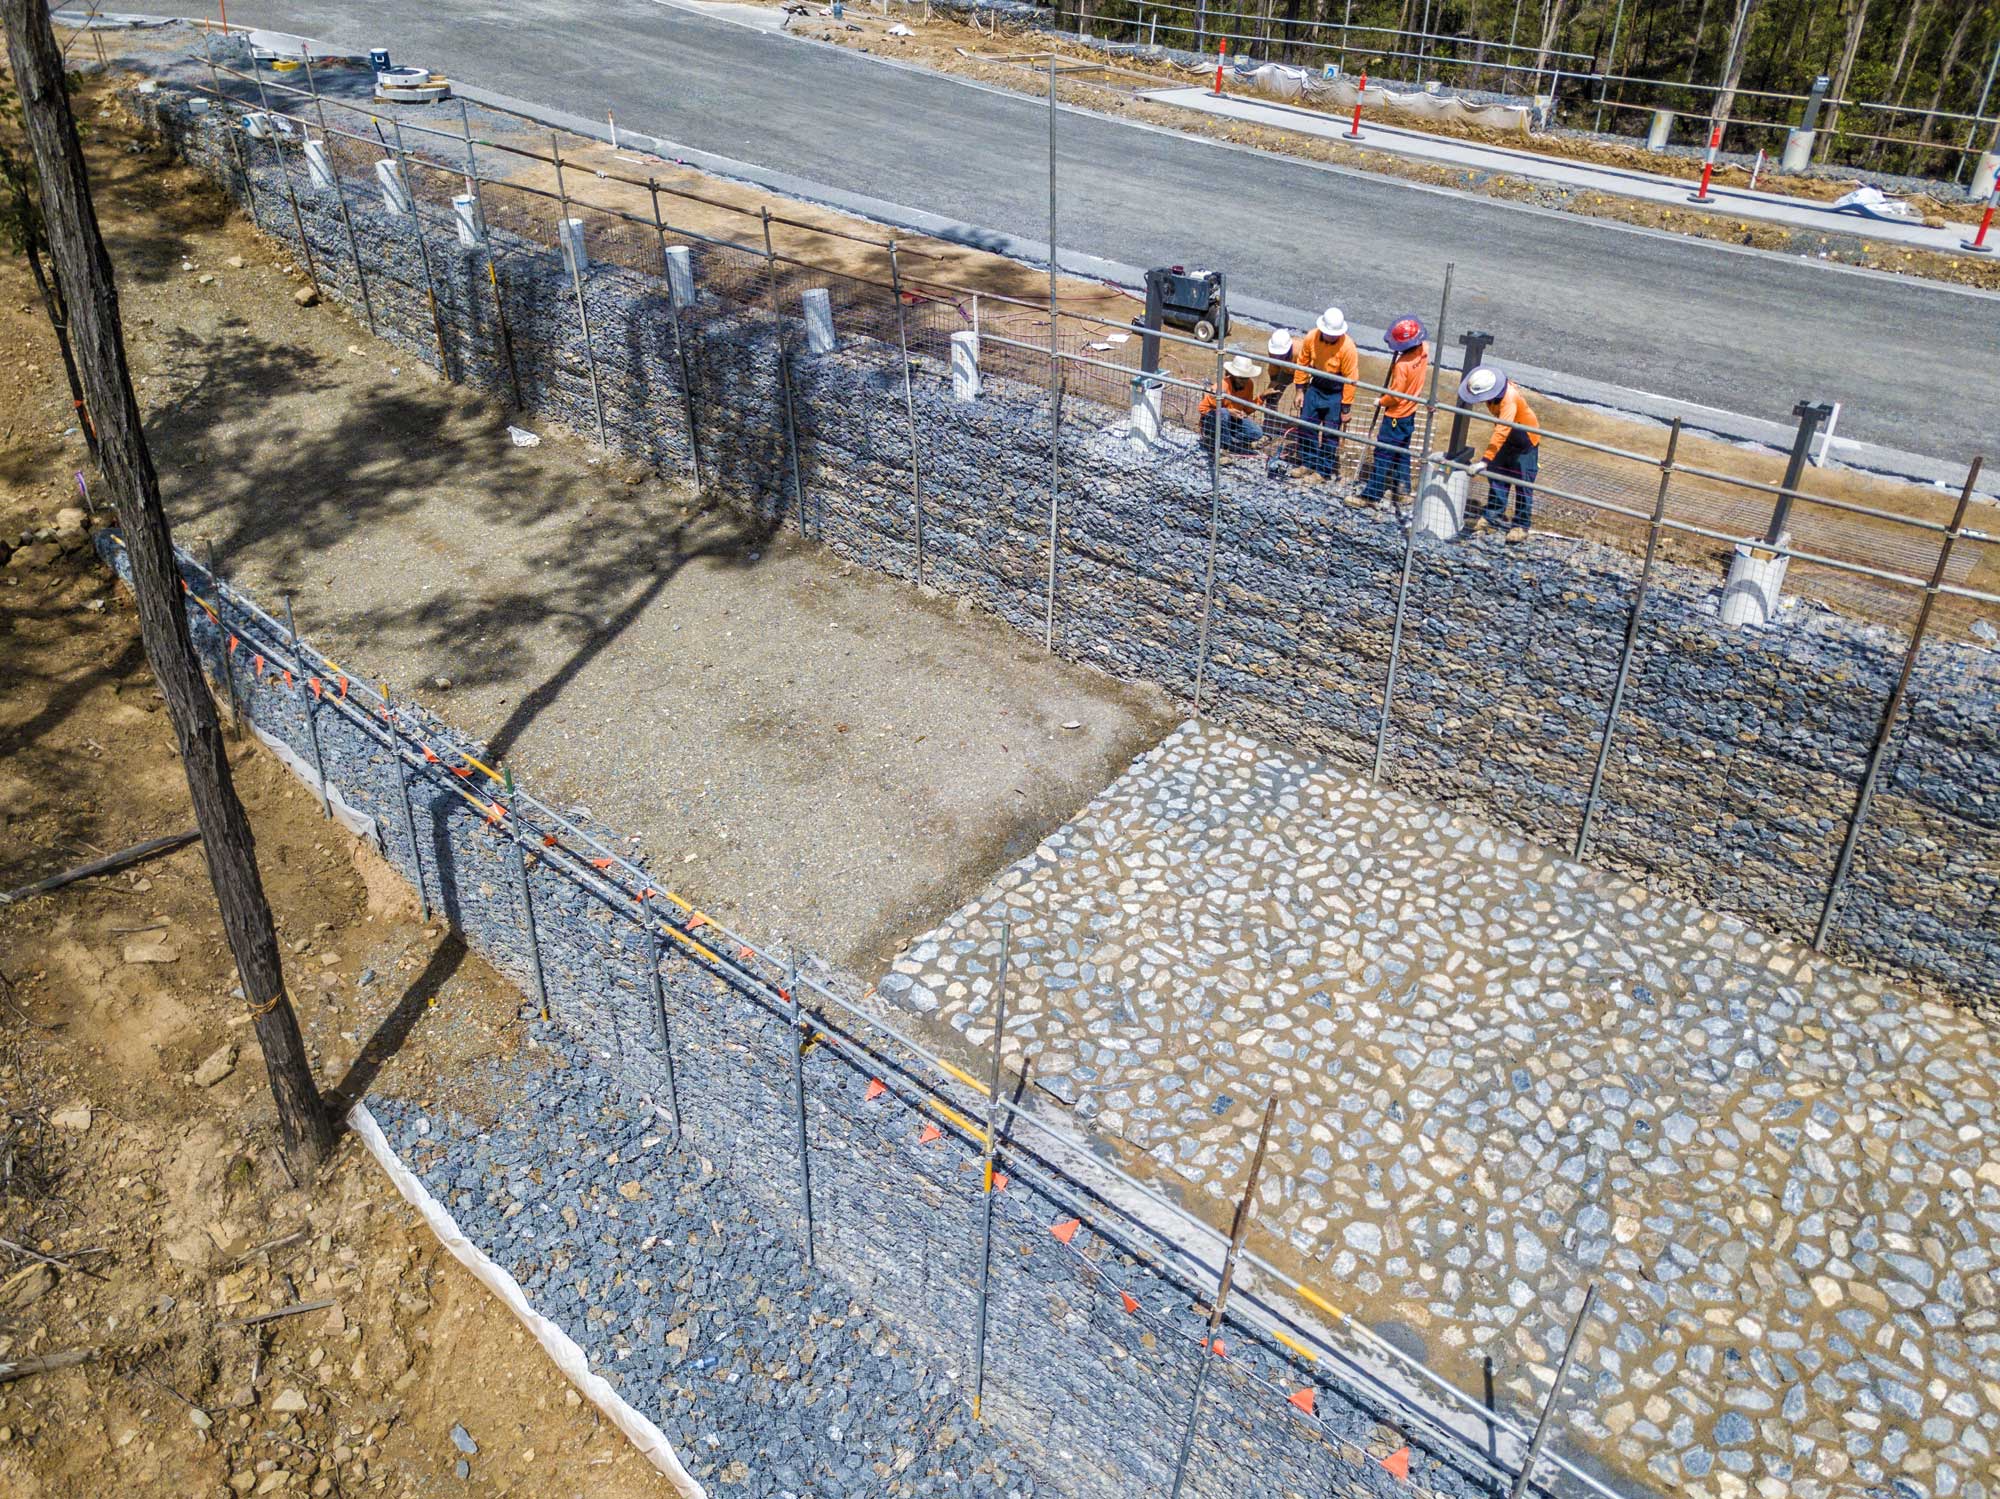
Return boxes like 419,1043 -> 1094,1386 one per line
93,531 -> 1615,1499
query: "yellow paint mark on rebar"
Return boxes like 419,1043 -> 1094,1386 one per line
1292,1283 -> 1350,1324
925,1097 -> 982,1138
457,749 -> 504,785
937,1057 -> 985,1094
1271,1329 -> 1318,1363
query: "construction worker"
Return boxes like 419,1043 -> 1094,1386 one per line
1290,306 -> 1357,480
1260,328 -> 1297,474
1359,315 -> 1429,505
1199,355 -> 1265,454
1458,364 -> 1541,536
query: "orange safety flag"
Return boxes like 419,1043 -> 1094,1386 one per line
919,1122 -> 943,1144
1119,1290 -> 1139,1316
737,945 -> 755,962
282,669 -> 294,690
228,635 -> 240,654
452,765 -> 473,778
865,1079 -> 887,1101
590,857 -> 614,870
253,654 -> 265,676
991,1172 -> 1008,1192
1288,1388 -> 1316,1416
641,888 -> 658,902
337,675 -> 348,698
485,801 -> 507,824
686,913 -> 710,931
1206,1338 -> 1228,1359
310,677 -> 322,700
1380,1447 -> 1410,1481
542,834 -> 558,848
1050,1218 -> 1081,1246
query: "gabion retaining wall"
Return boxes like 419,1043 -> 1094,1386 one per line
104,532 -> 1538,1499
131,84 -> 1999,1001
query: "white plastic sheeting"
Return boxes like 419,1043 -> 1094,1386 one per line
346,1102 -> 707,1498
1231,63 -> 1534,132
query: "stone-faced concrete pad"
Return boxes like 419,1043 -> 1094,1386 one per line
878,719 -> 2000,1496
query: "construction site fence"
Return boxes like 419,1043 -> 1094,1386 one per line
110,527 -> 1636,1499
158,41 -> 1998,987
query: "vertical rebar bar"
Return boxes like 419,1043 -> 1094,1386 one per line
244,54 -> 322,298
969,919 -> 1012,1420
641,913 -> 681,1141
458,100 -> 522,410
887,242 -> 928,588
1813,458 -> 1981,950
1167,1097 -> 1277,1499
1507,1282 -> 1599,1499
283,596 -> 331,820
760,207 -> 811,536
1574,419 -> 1680,862
551,133 -> 609,449
390,119 -> 454,382
1043,52 -> 1062,652
205,539 -> 243,737
300,46 -> 378,337
381,685 -> 430,923
648,181 -> 705,495
505,768 -> 550,1018
1190,325 -> 1226,717
199,29 -> 264,233
1373,265 -> 1453,783
786,956 -> 815,1267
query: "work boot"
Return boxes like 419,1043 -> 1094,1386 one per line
1505,526 -> 1528,544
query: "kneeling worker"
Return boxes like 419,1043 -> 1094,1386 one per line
1200,354 -> 1266,454
1290,306 -> 1357,479
1457,364 -> 1540,536
1359,314 -> 1429,505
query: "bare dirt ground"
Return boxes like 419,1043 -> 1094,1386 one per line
0,398 -> 668,1495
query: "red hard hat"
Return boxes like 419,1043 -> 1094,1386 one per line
1387,316 -> 1426,351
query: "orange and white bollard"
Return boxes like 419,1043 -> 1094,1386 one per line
1962,163 -> 2000,253
1688,123 -> 1722,203
1348,71 -> 1366,139
1213,38 -> 1228,96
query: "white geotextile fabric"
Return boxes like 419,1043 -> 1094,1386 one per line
347,1102 -> 707,1498
1234,62 -> 1533,131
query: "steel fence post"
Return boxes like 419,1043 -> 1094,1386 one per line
786,956 -> 816,1267
970,920 -> 1012,1420
283,596 -> 331,820
379,685 -> 430,923
1168,1097 -> 1277,1499
1508,1282 -> 1599,1499
760,207 -> 812,536
390,119 -> 454,382
1814,458 -> 1981,950
641,912 -> 681,1142
459,101 -> 524,412
1191,328 -> 1225,717
243,49 -> 323,300
300,46 -> 379,338
888,242 -> 928,588
1372,265 -> 1452,782
1043,52 -> 1063,652
504,768 -> 550,1019
1575,418 -> 1680,862
648,181 -> 705,495
550,133 -> 609,449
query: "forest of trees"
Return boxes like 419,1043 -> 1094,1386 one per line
1060,0 -> 2000,180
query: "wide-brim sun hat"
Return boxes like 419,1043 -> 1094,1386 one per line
1266,328 -> 1294,357
1224,355 -> 1263,381
1316,306 -> 1348,339
1386,315 -> 1426,352
1458,364 -> 1507,405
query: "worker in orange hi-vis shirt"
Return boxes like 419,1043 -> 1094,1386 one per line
1359,315 -> 1430,505
1459,364 -> 1541,538
1258,328 -> 1298,475
1288,306 -> 1358,481
1199,355 -> 1267,454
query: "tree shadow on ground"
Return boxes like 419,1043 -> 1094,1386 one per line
325,931 -> 466,1117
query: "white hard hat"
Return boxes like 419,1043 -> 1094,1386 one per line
1458,364 -> 1508,405
1266,328 -> 1294,357
1316,306 -> 1348,339
1224,355 -> 1262,381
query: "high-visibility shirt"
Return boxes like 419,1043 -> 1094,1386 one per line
1379,342 -> 1430,421
1199,372 -> 1259,418
1483,385 -> 1541,461
1291,330 -> 1359,406
1261,342 -> 1296,404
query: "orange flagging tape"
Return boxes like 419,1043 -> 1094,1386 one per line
919,1122 -> 943,1144
1206,1338 -> 1228,1359
686,913 -> 710,931
542,834 -> 558,848
337,675 -> 348,698
485,802 -> 506,825
865,1079 -> 887,1101
1381,1446 -> 1410,1481
1119,1290 -> 1139,1316
737,946 -> 755,962
228,635 -> 240,654
310,677 -> 322,699
1288,1388 -> 1316,1416
253,654 -> 265,677
1050,1219 -> 1081,1246
424,748 -> 440,763
282,669 -> 294,690
992,1172 -> 1008,1192
591,857 -> 614,870
452,765 -> 473,779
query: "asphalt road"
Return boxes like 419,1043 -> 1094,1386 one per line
94,0 -> 2000,460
